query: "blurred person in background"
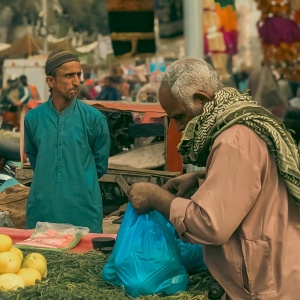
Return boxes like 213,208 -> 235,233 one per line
276,74 -> 293,106
117,77 -> 130,99
289,85 -> 300,109
85,78 -> 98,100
233,70 -> 249,92
78,79 -> 91,100
20,74 -> 41,102
96,76 -> 121,101
249,64 -> 287,120
94,80 -> 102,95
0,74 -> 30,129
135,70 -> 163,103
129,74 -> 145,101
247,62 -> 266,98
110,62 -> 124,83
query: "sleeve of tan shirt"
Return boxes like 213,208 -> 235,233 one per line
169,132 -> 262,245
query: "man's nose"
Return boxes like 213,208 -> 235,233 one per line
73,76 -> 80,86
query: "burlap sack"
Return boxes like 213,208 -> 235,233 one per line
0,184 -> 29,229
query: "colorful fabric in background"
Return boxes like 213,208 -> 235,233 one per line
203,0 -> 237,80
155,0 -> 183,39
258,16 -> 300,46
255,0 -> 300,82
107,0 -> 156,57
203,0 -> 237,56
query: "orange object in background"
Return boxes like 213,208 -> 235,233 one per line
28,85 -> 40,102
166,119 -> 183,174
2,112 -> 19,128
215,3 -> 237,33
27,100 -> 40,109
294,11 -> 300,23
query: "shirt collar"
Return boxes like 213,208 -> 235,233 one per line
48,98 -> 77,116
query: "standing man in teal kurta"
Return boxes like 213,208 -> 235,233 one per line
24,49 -> 111,233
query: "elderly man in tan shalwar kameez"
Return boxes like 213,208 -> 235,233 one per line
128,58 -> 300,300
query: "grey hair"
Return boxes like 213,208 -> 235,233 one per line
159,58 -> 224,105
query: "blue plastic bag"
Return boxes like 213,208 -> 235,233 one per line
166,222 -> 206,274
177,238 -> 206,274
102,203 -> 188,298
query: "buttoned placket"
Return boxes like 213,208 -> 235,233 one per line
57,113 -> 64,182
49,99 -> 76,183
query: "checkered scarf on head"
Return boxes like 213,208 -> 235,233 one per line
45,49 -> 79,76
178,87 -> 300,208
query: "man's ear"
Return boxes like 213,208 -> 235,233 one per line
46,76 -> 55,88
192,91 -> 211,105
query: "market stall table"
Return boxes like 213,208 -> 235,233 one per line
0,229 -> 213,299
0,227 -> 116,253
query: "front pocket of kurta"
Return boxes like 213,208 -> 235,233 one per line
240,238 -> 277,297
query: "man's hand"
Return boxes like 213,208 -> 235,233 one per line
128,182 -> 176,219
162,170 -> 206,197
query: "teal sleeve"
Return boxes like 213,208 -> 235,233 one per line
24,117 -> 38,170
92,115 -> 111,178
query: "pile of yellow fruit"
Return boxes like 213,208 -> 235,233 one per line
0,234 -> 47,292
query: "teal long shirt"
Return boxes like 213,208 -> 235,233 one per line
24,99 -> 110,233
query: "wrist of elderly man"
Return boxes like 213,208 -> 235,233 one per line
150,188 -> 176,219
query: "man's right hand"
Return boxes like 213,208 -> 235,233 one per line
162,170 -> 206,197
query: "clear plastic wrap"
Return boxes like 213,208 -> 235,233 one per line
15,222 -> 89,251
